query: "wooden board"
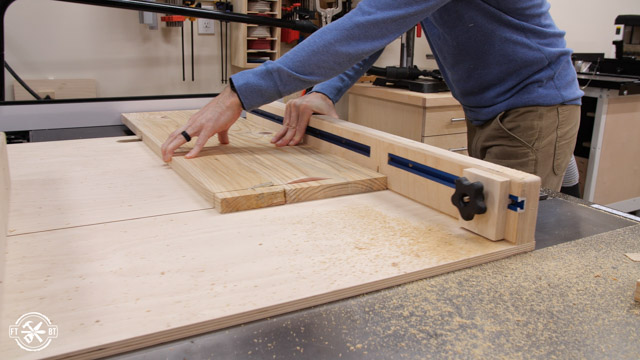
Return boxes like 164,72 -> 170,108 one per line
0,190 -> 532,360
6,137 -> 212,235
459,168 -> 510,241
13,79 -> 97,101
121,111 -> 387,213
1,133 -> 9,300
591,94 -> 640,205
248,102 -> 541,245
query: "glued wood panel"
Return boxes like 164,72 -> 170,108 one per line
0,190 -> 531,360
122,111 -> 387,213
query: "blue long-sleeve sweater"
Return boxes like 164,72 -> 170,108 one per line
231,0 -> 583,124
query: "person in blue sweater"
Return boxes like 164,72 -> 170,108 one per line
161,0 -> 583,191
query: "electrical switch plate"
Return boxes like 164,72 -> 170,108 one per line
198,5 -> 215,34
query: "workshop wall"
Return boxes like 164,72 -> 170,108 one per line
373,0 -> 640,71
549,0 -> 640,57
3,0 -> 639,101
3,0 -> 226,100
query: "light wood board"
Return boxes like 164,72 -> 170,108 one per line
1,134 -> 534,359
0,189 -> 531,360
1,133 -> 9,301
249,102 -> 541,245
6,136 -> 212,235
591,94 -> 640,205
13,79 -> 97,101
121,110 -> 387,213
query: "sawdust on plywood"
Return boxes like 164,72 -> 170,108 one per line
227,224 -> 640,359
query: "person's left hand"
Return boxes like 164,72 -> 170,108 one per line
272,92 -> 339,147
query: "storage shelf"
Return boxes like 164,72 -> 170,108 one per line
231,0 -> 282,68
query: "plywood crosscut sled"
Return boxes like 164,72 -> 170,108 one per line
124,101 -> 540,244
0,101 -> 541,359
121,110 -> 387,213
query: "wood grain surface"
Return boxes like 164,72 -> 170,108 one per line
6,137 -> 212,235
122,111 -> 387,213
1,190 -> 531,360
1,130 -> 536,359
250,102 -> 541,245
1,133 -> 9,299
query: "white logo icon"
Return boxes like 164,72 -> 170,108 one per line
8,312 -> 58,352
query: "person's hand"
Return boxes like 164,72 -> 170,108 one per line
161,86 -> 243,162
272,92 -> 339,147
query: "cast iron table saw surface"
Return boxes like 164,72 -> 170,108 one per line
107,192 -> 640,360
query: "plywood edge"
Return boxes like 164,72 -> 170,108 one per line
459,168 -> 510,241
120,114 -> 165,156
255,102 -> 540,246
121,114 -> 144,139
1,133 -> 9,313
214,187 -> 286,213
41,241 -> 533,360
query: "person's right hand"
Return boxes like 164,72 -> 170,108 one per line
161,86 -> 243,162
271,92 -> 339,147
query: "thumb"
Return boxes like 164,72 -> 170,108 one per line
218,130 -> 229,144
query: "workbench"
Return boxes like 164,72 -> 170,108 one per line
575,84 -> 640,214
347,83 -> 468,155
1,106 -> 639,359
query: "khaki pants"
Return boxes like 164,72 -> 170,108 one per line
466,105 -> 580,191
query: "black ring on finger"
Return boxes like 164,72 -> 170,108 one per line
181,131 -> 192,142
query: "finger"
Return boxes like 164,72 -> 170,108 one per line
217,130 -> 229,145
161,129 -> 180,154
162,133 -> 188,162
271,125 -> 289,144
185,133 -> 209,159
276,127 -> 296,147
289,108 -> 312,145
272,101 -> 296,144
276,105 -> 299,147
162,125 -> 190,155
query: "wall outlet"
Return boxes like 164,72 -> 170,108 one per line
198,5 -> 215,34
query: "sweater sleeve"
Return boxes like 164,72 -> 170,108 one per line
231,0 -> 451,110
310,48 -> 384,104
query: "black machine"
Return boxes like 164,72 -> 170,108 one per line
573,15 -> 640,95
367,25 -> 449,94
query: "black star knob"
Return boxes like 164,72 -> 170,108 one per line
451,177 -> 487,221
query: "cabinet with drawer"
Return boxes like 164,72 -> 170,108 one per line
347,83 -> 468,154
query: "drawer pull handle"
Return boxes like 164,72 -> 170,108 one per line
449,147 -> 468,152
450,117 -> 466,123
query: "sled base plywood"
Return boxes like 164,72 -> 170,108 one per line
1,190 -> 532,360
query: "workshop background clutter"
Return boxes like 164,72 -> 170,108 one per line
2,0 -> 638,101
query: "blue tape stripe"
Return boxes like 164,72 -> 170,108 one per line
249,109 -> 371,157
387,153 -> 458,189
388,153 -> 524,213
